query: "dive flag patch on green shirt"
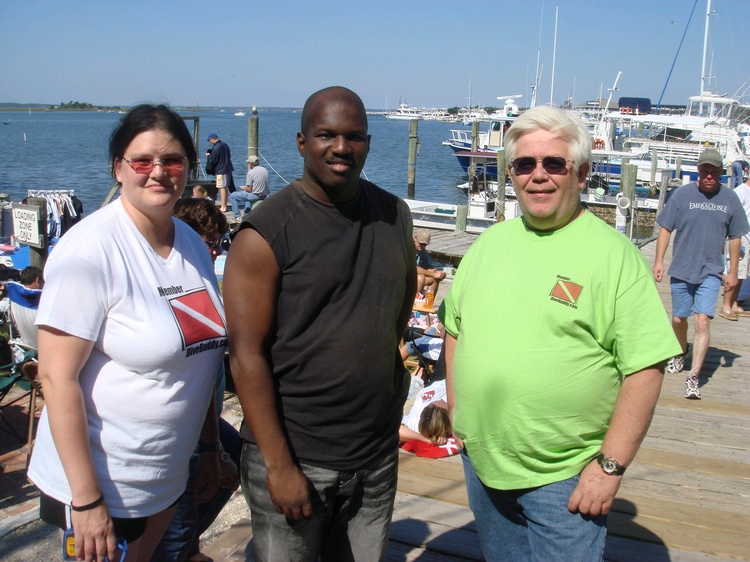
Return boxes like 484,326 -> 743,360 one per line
550,278 -> 583,306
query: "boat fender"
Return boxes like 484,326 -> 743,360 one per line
593,138 -> 605,150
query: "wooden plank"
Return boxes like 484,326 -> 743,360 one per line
398,451 -> 465,481
604,534 -> 732,562
393,491 -> 475,530
634,447 -> 750,479
613,491 -> 749,535
656,394 -> 750,417
397,469 -> 469,505
389,515 -> 483,561
607,509 -> 750,559
202,518 -> 253,561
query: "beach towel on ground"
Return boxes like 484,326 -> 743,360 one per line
401,437 -> 460,458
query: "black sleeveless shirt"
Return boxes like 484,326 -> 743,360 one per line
239,179 -> 412,469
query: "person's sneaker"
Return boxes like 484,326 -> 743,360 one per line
684,371 -> 701,399
666,343 -> 692,374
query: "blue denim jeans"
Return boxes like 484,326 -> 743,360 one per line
228,191 -> 263,218
461,450 -> 607,562
241,441 -> 398,562
151,418 -> 241,562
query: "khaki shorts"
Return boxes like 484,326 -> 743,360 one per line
216,174 -> 226,189
726,236 -> 750,280
739,236 -> 750,280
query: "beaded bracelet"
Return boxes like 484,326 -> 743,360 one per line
71,492 -> 105,512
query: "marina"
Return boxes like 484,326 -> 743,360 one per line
3,237 -> 749,560
2,0 -> 750,560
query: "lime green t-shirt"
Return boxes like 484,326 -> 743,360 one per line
440,212 -> 681,490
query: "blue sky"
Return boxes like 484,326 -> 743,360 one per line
1,0 -> 747,109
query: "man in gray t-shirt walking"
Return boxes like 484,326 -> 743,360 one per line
653,149 -> 750,399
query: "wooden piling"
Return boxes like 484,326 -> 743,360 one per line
496,150 -> 507,222
247,108 -> 259,166
455,205 -> 468,232
407,119 -> 418,200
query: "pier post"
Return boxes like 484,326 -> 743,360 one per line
248,106 -> 259,166
653,169 -> 671,236
620,163 -> 637,239
27,197 -> 48,268
496,150 -> 506,222
675,157 -> 683,181
407,119 -> 418,199
471,121 -> 479,152
456,205 -> 468,232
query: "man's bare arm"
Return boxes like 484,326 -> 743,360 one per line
224,228 -> 312,520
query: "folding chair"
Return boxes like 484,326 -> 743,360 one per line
0,342 -> 38,458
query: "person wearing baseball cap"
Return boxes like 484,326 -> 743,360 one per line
653,147 -> 750,398
414,227 -> 446,296
205,132 -> 235,212
228,154 -> 270,223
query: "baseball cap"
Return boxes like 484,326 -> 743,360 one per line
415,228 -> 431,245
246,155 -> 259,164
697,148 -> 723,169
206,132 -> 219,141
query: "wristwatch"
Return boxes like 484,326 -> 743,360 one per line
596,453 -> 626,475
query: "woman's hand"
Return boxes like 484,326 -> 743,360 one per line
70,503 -> 118,562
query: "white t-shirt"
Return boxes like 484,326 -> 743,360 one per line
401,379 -> 447,433
28,199 -> 227,518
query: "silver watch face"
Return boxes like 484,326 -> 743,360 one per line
602,459 -> 618,473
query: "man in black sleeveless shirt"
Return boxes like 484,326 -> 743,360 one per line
224,86 -> 416,561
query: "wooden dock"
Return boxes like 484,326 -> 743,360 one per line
204,237 -> 750,561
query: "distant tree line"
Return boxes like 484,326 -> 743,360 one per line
52,101 -> 123,110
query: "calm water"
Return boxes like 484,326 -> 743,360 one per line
0,110 -> 470,216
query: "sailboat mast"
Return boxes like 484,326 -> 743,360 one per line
550,4 -> 558,105
700,0 -> 711,97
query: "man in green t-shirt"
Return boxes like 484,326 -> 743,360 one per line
440,106 -> 681,561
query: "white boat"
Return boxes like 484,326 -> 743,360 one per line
234,110 -> 246,117
386,103 -> 423,121
442,94 -> 523,174
589,1 -> 750,189
405,195 -> 519,235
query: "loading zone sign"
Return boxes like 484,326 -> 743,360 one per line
11,203 -> 44,248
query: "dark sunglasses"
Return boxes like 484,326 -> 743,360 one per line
204,234 -> 231,253
124,156 -> 187,175
510,156 -> 573,176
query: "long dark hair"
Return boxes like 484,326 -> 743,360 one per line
109,104 -> 197,181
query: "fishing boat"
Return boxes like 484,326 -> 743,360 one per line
442,96 -> 521,175
234,110 -> 246,117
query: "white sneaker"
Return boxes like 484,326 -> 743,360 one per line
667,343 -> 692,374
684,372 -> 701,399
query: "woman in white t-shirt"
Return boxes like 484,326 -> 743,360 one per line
400,379 -> 452,445
28,105 -> 228,562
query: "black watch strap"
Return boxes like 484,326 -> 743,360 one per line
596,453 -> 626,475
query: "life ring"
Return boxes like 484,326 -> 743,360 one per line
593,138 -> 606,150
619,106 -> 632,115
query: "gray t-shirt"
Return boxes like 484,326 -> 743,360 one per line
657,182 -> 750,283
245,165 -> 270,197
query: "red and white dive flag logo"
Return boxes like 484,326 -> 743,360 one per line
550,279 -> 584,308
169,289 -> 226,348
